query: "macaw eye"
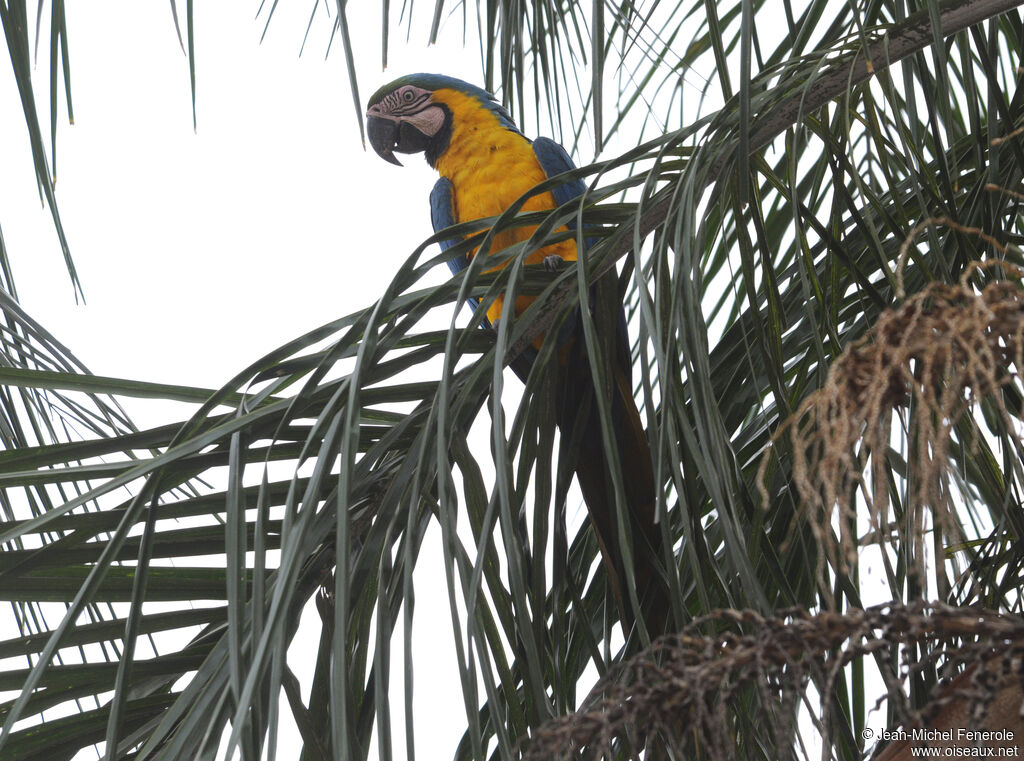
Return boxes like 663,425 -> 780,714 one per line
402,89 -> 415,102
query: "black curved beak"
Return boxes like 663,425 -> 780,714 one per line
367,115 -> 403,166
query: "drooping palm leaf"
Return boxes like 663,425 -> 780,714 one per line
3,1 -> 1024,760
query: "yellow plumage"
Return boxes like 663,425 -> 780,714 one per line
430,88 -> 577,328
365,75 -> 666,638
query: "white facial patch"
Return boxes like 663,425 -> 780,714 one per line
403,105 -> 446,137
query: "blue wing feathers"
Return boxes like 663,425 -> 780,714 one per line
432,175 -> 495,331
532,138 -> 587,209
534,141 -> 631,389
430,177 -> 467,277
533,137 -> 600,254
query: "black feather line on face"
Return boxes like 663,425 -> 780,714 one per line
424,105 -> 453,168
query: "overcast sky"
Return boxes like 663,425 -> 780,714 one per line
2,3 -> 477,403
0,3 -> 910,758
0,4 -> 497,757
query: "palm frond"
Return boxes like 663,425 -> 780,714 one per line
4,0 -> 1024,759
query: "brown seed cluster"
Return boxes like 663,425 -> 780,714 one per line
758,255 -> 1024,578
521,603 -> 1023,760
524,224 -> 1024,758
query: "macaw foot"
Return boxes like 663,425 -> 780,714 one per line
543,254 -> 565,272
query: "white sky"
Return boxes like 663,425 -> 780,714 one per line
3,3 -> 475,406
0,3 -> 492,759
0,3 -> 908,758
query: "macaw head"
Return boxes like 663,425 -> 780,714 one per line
365,73 -> 518,167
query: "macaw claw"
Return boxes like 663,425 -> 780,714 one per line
543,255 -> 565,272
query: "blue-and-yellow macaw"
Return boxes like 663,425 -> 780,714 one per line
366,74 -> 664,634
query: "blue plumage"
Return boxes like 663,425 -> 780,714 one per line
429,177 -> 462,274
370,74 -> 665,637
432,175 -> 491,330
532,138 -> 628,377
531,138 -> 588,209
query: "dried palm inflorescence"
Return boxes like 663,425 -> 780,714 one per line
521,603 -> 1024,760
524,225 -> 1024,760
758,229 -> 1024,581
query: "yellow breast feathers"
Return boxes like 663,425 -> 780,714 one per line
429,88 -> 577,326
